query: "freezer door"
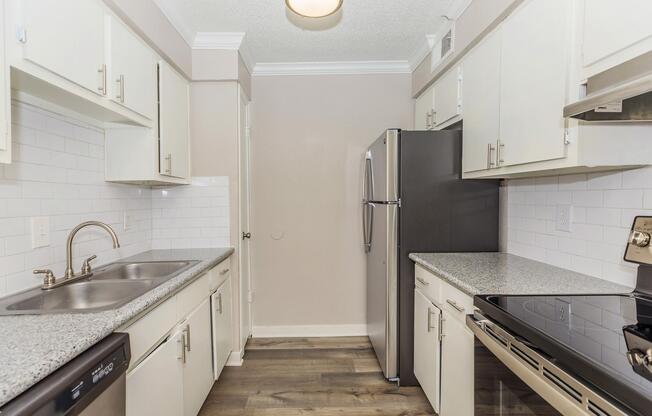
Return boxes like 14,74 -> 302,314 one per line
367,130 -> 399,203
366,202 -> 398,379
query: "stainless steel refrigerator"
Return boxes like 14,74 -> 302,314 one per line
362,128 -> 499,384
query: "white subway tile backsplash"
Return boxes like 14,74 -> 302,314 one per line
504,167 -> 652,288
0,103 -> 229,296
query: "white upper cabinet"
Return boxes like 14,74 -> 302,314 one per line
22,0 -> 105,95
581,0 -> 652,77
107,16 -> 157,120
498,0 -> 570,167
432,65 -> 462,129
159,60 -> 190,179
0,0 -> 10,164
462,29 -> 501,173
414,84 -> 435,130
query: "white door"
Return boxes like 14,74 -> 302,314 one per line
239,87 -> 252,348
107,16 -> 157,119
22,0 -> 105,94
182,299 -> 214,416
0,0 -> 9,164
462,29 -> 502,173
158,61 -> 189,178
433,66 -> 461,128
413,290 -> 441,413
212,278 -> 233,380
440,315 -> 475,416
126,330 -> 184,416
582,0 -> 652,73
414,85 -> 435,130
499,0 -> 569,167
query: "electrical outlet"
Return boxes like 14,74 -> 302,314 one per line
556,205 -> 573,232
31,217 -> 50,248
123,210 -> 133,231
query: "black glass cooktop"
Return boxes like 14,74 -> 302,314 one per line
475,293 -> 652,416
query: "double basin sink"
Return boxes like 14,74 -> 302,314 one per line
0,260 -> 199,315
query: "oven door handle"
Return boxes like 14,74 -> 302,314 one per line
466,314 -> 628,416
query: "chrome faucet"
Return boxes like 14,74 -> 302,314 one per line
34,221 -> 121,290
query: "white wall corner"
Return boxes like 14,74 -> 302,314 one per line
252,61 -> 411,76
152,0 -> 196,47
252,324 -> 368,338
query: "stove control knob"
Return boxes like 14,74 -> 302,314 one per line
627,349 -> 646,367
646,349 -> 652,371
629,230 -> 651,247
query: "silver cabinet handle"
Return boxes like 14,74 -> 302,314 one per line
439,313 -> 445,341
97,64 -> 107,95
116,74 -> 125,103
178,335 -> 186,363
219,268 -> 230,275
487,143 -> 496,169
217,293 -> 223,314
446,298 -> 465,312
183,324 -> 191,352
432,110 -> 437,127
416,277 -> 430,286
427,307 -> 435,332
164,153 -> 172,174
497,140 -> 504,165
426,111 -> 432,129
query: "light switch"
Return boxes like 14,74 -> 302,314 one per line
31,217 -> 50,248
123,210 -> 133,231
555,205 -> 573,232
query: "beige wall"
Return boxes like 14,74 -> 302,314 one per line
250,74 -> 413,330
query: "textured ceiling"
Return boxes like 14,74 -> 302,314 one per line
158,0 -> 462,64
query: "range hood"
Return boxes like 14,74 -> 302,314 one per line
564,50 -> 652,121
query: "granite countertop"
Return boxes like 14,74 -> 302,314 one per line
0,248 -> 234,407
409,252 -> 634,297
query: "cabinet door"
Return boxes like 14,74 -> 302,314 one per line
0,0 -> 9,164
583,0 -> 652,72
413,290 -> 441,413
212,277 -> 233,380
499,0 -> 569,167
126,330 -> 184,416
440,315 -> 474,416
22,0 -> 105,94
462,30 -> 501,173
108,16 -> 157,119
433,66 -> 461,128
182,298 -> 214,416
159,61 -> 189,179
414,85 -> 435,130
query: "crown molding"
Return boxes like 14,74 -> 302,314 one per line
252,61 -> 411,76
192,32 -> 246,50
152,0 -> 195,47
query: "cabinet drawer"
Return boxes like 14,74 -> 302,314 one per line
125,295 -> 177,367
415,264 -> 441,304
441,280 -> 473,323
177,273 -> 210,320
209,258 -> 231,292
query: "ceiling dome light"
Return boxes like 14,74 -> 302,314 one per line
285,0 -> 343,18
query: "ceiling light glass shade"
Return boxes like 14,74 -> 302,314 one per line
285,0 -> 343,18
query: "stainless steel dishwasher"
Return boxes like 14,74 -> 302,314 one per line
1,333 -> 130,416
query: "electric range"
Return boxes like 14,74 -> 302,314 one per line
469,216 -> 652,416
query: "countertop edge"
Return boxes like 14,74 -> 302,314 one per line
409,253 -> 479,296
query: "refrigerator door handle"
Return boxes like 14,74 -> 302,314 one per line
362,202 -> 369,252
364,152 -> 374,202
366,203 -> 375,252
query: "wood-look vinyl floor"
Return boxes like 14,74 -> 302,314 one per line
198,337 -> 435,416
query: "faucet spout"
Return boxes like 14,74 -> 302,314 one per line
65,221 -> 121,279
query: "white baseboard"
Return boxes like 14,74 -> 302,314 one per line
252,324 -> 368,338
225,350 -> 244,366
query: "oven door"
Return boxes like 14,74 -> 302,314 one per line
467,313 -> 627,416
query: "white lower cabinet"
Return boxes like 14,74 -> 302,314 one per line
212,277 -> 233,380
413,289 -> 441,414
126,329 -> 185,416
414,265 -> 474,416
182,299 -> 214,416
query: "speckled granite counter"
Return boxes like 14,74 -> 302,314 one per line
0,248 -> 233,407
409,252 -> 633,297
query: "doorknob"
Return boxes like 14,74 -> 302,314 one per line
242,232 -> 251,240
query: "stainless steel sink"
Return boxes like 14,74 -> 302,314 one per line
0,260 -> 199,315
92,261 -> 197,281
